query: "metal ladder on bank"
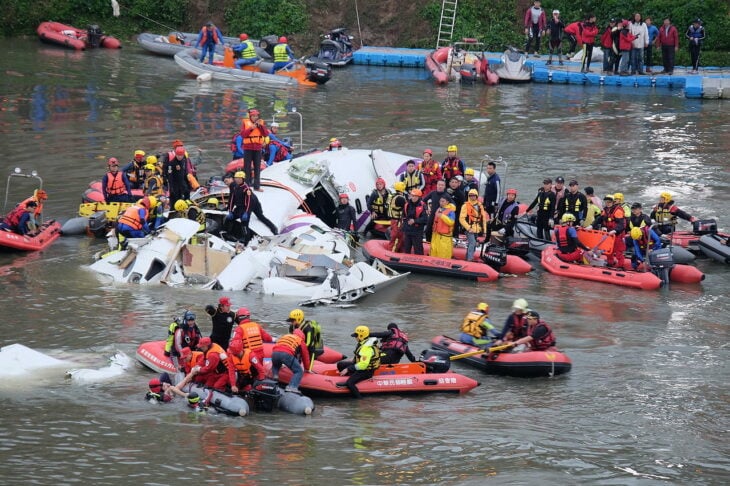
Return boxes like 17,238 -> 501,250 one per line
436,0 -> 458,48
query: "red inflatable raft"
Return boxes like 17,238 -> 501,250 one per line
430,335 -> 572,378
37,22 -> 122,50
135,340 -> 345,374
276,360 -> 479,396
0,220 -> 61,252
362,239 -> 500,282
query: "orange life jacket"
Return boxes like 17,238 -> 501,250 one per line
275,333 -> 303,354
105,171 -> 127,196
118,205 -> 146,229
205,342 -> 229,374
242,119 -> 266,146
237,321 -> 264,351
183,351 -> 205,374
230,349 -> 253,374
200,27 -> 220,45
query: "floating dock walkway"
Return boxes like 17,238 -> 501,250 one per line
353,46 -> 730,99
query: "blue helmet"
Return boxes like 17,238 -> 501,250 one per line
183,311 -> 196,322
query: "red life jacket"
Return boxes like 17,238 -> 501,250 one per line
105,171 -> 127,196
4,205 -> 26,228
555,225 -> 577,252
528,321 -> 556,351
507,313 -> 527,340
200,28 -> 220,45
403,200 -> 425,219
603,204 -> 624,232
381,328 -> 409,353
269,140 -> 290,162
441,157 -> 464,180
230,134 -> 241,153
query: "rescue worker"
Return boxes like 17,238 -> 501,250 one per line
583,194 -> 602,229
240,109 -> 269,192
164,311 -> 203,365
116,196 -> 151,238
496,298 -> 529,343
482,161 -> 501,219
462,168 -> 479,196
630,226 -> 662,270
327,138 -> 342,151
335,193 -> 357,232
196,22 -> 223,64
286,309 -> 323,370
142,158 -> 164,197
401,189 -> 428,255
387,182 -> 407,252
510,310 -> 556,351
459,189 -> 488,262
193,337 -> 230,392
145,377 -> 172,404
205,296 -> 236,349
226,171 -> 253,241
162,145 -> 194,209
429,193 -> 456,259
526,178 -> 556,240
554,213 -> 592,263
459,303 -> 498,348
0,201 -> 37,235
492,188 -> 520,238
171,346 -> 205,389
271,36 -> 296,73
370,323 -> 416,364
101,157 -> 133,203
419,149 -> 442,197
399,159 -> 425,195
233,33 -> 259,68
144,196 -> 165,231
625,202 -> 653,249
231,307 -> 273,380
226,339 -> 262,394
122,150 -> 147,190
613,193 -> 631,220
650,191 -> 697,235
231,130 -> 245,161
171,199 -> 205,230
424,179 -> 447,241
337,325 -> 381,399
271,327 -> 310,394
593,194 -> 626,267
264,122 -> 292,166
557,180 -> 587,226
17,188 -> 47,223
365,177 -> 391,237
441,145 -> 465,181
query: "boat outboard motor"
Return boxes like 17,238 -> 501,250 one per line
480,243 -> 508,270
86,24 -> 103,48
459,63 -> 478,84
306,62 -> 332,84
248,379 -> 281,412
692,218 -> 717,235
419,350 -> 451,373
259,35 -> 279,57
649,247 -> 675,286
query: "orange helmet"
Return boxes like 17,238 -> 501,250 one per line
35,189 -> 48,200
410,189 -> 423,197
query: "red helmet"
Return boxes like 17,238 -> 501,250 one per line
174,146 -> 185,156
376,177 -> 386,187
423,149 -> 433,155
248,109 -> 260,116
339,193 -> 349,200
108,157 -> 119,166
506,188 -> 517,196
239,33 -> 248,41
148,378 -> 162,391
236,307 -> 250,320
279,36 -> 287,43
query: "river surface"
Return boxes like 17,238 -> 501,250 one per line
0,38 -> 728,485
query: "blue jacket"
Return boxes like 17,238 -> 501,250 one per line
632,229 -> 662,262
232,134 -> 244,159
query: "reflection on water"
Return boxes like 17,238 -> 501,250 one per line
0,38 -> 729,484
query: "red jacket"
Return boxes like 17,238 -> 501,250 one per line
619,30 -> 637,51
580,23 -> 599,44
657,24 -> 678,48
523,7 -> 546,30
564,22 -> 583,44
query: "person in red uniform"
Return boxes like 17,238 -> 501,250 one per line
231,308 -> 273,380
509,310 -> 556,351
419,149 -> 442,197
593,194 -> 626,267
441,145 -> 465,182
271,328 -> 310,394
240,109 -> 269,192
193,337 -> 230,392
579,14 -> 599,73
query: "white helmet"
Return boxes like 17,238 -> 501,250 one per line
512,298 -> 528,311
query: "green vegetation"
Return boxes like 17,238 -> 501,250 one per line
1,0 -> 727,64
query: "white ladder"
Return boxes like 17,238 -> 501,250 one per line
436,0 -> 458,48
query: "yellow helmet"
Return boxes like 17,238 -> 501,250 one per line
468,188 -> 479,197
206,197 -> 219,206
144,164 -> 156,171
134,149 -> 146,158
477,302 -> 489,312
630,227 -> 643,240
561,213 -> 576,223
351,325 -> 370,340
147,196 -> 158,209
394,181 -> 406,193
464,168 -> 475,176
447,145 -> 458,152
288,309 -> 304,325
174,200 -> 189,212
660,191 -> 671,201
146,155 -> 158,165
234,171 -> 246,179
613,192 -> 624,202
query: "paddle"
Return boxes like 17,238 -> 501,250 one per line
449,343 -> 514,360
